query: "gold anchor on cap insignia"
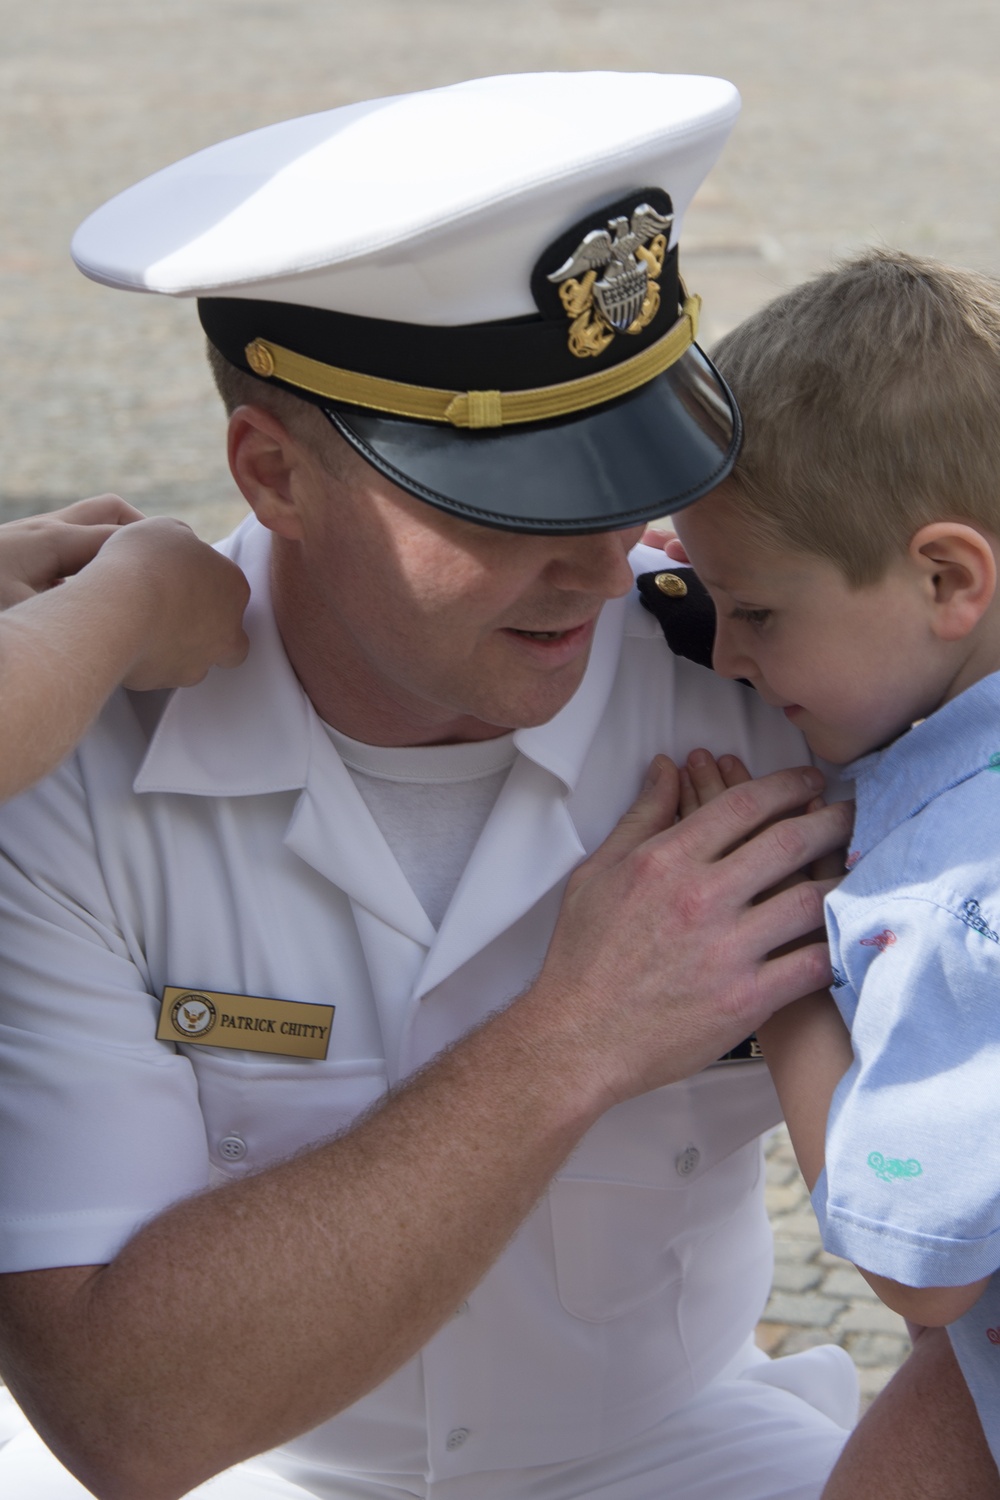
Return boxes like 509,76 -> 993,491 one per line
547,203 -> 674,359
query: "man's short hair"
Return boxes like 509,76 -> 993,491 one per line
207,341 -> 350,478
712,248 -> 1000,584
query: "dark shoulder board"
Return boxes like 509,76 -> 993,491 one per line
636,568 -> 717,670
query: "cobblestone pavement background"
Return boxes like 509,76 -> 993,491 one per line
4,0 -> 996,1409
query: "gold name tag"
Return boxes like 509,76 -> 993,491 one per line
712,1034 -> 764,1066
157,987 -> 335,1060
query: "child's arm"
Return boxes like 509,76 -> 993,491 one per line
759,998 -> 988,1325
0,497 -> 249,802
680,748 -> 991,1327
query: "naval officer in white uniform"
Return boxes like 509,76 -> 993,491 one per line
0,71 -> 982,1500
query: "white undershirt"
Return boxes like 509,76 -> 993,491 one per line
323,724 -> 518,929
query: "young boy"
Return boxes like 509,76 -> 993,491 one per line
663,248 -> 1000,1470
0,494 -> 249,801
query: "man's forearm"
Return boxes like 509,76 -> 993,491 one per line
0,987 -> 609,1500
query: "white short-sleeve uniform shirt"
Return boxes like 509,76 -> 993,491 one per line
0,528 -> 821,1485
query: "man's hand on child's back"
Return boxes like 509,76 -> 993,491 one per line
678,748 -> 847,889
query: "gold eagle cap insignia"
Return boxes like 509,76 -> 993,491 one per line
546,203 -> 674,358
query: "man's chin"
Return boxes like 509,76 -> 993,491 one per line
464,661 -> 591,736
498,678 -> 590,732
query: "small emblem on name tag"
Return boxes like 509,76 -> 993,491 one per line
157,987 -> 334,1060
713,1034 -> 763,1065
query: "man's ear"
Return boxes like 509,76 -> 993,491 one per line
227,405 -> 307,540
909,521 -> 998,641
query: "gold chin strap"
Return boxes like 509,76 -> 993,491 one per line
243,293 -> 701,430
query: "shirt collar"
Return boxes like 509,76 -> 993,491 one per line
134,518 -> 313,796
844,670 -> 1000,858
135,517 -> 626,798
513,592 -> 626,792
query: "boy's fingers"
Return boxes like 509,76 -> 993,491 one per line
686,749 -> 728,805
718,754 -> 751,788
677,766 -> 698,820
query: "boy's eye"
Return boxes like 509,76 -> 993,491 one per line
729,606 -> 771,626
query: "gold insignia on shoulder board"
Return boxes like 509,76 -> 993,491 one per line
547,203 -> 674,358
654,572 -> 688,598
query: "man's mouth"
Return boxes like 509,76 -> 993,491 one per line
509,629 -> 568,640
501,619 -> 596,658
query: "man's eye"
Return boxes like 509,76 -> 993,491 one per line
730,607 -> 771,625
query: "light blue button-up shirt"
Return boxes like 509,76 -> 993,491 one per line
811,669 -> 1000,1464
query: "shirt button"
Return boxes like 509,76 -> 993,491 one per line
446,1428 -> 470,1451
676,1146 -> 700,1177
218,1135 -> 247,1162
453,1301 -> 469,1317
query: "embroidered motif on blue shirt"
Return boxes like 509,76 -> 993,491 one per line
867,1152 -> 922,1182
988,752 -> 1000,772
859,929 -> 896,954
959,899 -> 1000,944
830,966 -> 848,989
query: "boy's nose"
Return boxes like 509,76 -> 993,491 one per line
711,621 -> 753,681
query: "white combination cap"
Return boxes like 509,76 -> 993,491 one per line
73,72 -> 743,533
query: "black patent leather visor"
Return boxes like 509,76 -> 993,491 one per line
322,343 -> 740,535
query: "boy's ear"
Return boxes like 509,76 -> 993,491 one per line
909,522 -> 997,641
227,405 -> 308,541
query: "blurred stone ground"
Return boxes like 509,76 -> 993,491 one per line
4,0 -> 995,1409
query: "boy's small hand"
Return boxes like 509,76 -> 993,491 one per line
0,495 -> 146,608
678,748 -> 752,819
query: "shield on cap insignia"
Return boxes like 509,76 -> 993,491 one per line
538,190 -> 675,358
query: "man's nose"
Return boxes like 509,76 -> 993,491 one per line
551,527 -> 643,597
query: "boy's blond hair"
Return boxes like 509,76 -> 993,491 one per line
712,249 -> 1000,585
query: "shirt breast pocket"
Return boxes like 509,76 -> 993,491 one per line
183,1049 -> 389,1177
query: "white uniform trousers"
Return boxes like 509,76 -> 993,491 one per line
0,1341 -> 857,1500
